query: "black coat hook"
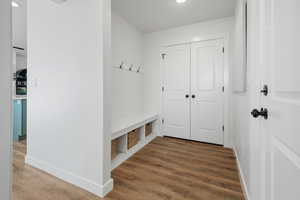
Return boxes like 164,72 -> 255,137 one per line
129,64 -> 133,71
119,61 -> 124,69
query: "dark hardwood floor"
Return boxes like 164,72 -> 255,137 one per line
13,137 -> 244,200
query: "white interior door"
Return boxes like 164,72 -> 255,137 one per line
162,44 -> 190,140
261,0 -> 300,199
190,40 -> 224,145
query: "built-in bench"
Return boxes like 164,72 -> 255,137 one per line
111,114 -> 159,170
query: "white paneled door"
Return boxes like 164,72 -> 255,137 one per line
162,39 -> 224,145
260,0 -> 300,199
162,44 -> 190,140
191,40 -> 224,145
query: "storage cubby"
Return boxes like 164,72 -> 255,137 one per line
111,138 -> 120,160
127,128 -> 140,149
145,122 -> 153,137
111,135 -> 127,161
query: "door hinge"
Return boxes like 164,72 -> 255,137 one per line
222,125 -> 224,132
222,47 -> 225,53
222,86 -> 225,92
162,86 -> 165,92
161,53 -> 166,59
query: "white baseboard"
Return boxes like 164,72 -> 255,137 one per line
25,156 -> 113,197
101,178 -> 114,197
233,147 -> 250,200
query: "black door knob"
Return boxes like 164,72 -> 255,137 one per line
251,109 -> 260,118
192,95 -> 196,98
185,94 -> 189,98
251,108 -> 268,119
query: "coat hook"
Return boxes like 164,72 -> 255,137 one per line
137,66 -> 141,73
129,64 -> 133,71
119,61 -> 124,69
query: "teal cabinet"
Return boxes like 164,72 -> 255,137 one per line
13,99 -> 27,141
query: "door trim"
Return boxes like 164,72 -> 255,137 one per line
160,33 -> 231,147
0,0 -> 12,199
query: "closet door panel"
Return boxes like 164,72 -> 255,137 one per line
162,44 -> 190,140
190,40 -> 224,145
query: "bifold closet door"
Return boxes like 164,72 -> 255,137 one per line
162,44 -> 190,140
190,40 -> 224,145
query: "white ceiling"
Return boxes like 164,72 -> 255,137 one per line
13,0 -> 236,53
12,0 -> 27,55
112,0 -> 236,33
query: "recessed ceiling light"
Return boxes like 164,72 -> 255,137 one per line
176,0 -> 186,4
12,1 -> 20,7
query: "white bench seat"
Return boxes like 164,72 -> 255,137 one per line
111,114 -> 158,140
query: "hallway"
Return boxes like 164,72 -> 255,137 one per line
13,137 -> 244,200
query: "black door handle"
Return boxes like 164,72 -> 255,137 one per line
192,95 -> 196,98
251,108 -> 268,119
185,94 -> 189,98
260,85 -> 268,96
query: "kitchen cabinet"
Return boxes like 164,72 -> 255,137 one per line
13,99 -> 27,141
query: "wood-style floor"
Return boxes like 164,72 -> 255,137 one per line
13,137 -> 244,200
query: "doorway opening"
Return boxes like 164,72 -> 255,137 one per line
12,0 -> 27,171
108,0 -> 242,199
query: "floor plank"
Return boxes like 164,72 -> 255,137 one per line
13,137 -> 245,200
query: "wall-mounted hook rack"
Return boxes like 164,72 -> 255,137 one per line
113,61 -> 143,74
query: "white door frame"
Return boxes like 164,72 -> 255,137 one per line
160,33 -> 232,148
0,0 -> 12,199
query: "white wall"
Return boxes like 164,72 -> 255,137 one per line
12,0 -> 27,51
111,12 -> 144,124
232,0 -> 247,92
0,1 -> 12,200
232,1 -> 252,198
143,18 -> 234,146
16,54 -> 27,70
232,0 -> 264,199
26,0 -> 112,197
232,92 -> 251,197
